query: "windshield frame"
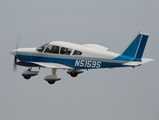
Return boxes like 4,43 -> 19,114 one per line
36,43 -> 49,52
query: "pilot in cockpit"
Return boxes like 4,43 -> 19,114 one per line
51,45 -> 59,54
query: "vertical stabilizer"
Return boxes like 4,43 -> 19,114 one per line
121,32 -> 149,61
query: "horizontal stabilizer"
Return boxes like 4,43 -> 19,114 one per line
122,58 -> 154,67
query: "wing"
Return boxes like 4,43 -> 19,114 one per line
16,61 -> 73,69
122,58 -> 154,67
32,62 -> 73,69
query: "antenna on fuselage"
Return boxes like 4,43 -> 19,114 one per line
86,38 -> 93,47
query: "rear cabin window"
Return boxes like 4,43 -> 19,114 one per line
44,45 -> 60,54
60,47 -> 72,55
73,50 -> 82,55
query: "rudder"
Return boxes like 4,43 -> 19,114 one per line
135,35 -> 148,60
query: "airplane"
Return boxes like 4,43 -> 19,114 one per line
10,31 -> 154,84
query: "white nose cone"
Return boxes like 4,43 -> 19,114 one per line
10,49 -> 16,55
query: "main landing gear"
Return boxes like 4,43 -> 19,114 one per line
48,81 -> 56,84
23,76 -> 31,79
70,71 -> 78,77
67,69 -> 84,77
44,68 -> 61,85
21,68 -> 84,85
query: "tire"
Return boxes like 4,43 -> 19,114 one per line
23,76 -> 31,79
48,81 -> 56,84
70,71 -> 78,77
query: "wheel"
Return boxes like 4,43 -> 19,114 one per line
23,76 -> 31,79
48,81 -> 56,84
70,71 -> 78,77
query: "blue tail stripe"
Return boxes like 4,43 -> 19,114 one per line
122,34 -> 142,58
135,35 -> 148,59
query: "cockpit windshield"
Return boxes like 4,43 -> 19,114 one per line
36,43 -> 49,52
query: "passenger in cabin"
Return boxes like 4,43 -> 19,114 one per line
65,48 -> 69,55
60,47 -> 65,54
60,47 -> 71,55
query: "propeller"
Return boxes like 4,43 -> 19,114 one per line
13,34 -> 21,71
13,56 -> 17,71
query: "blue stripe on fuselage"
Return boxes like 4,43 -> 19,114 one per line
16,52 -> 125,69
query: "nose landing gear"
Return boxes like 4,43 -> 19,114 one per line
22,68 -> 39,80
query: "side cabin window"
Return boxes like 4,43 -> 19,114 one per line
60,47 -> 72,55
73,50 -> 82,55
44,45 -> 60,54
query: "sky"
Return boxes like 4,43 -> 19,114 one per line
0,0 -> 159,120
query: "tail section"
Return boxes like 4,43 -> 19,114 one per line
121,32 -> 149,61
